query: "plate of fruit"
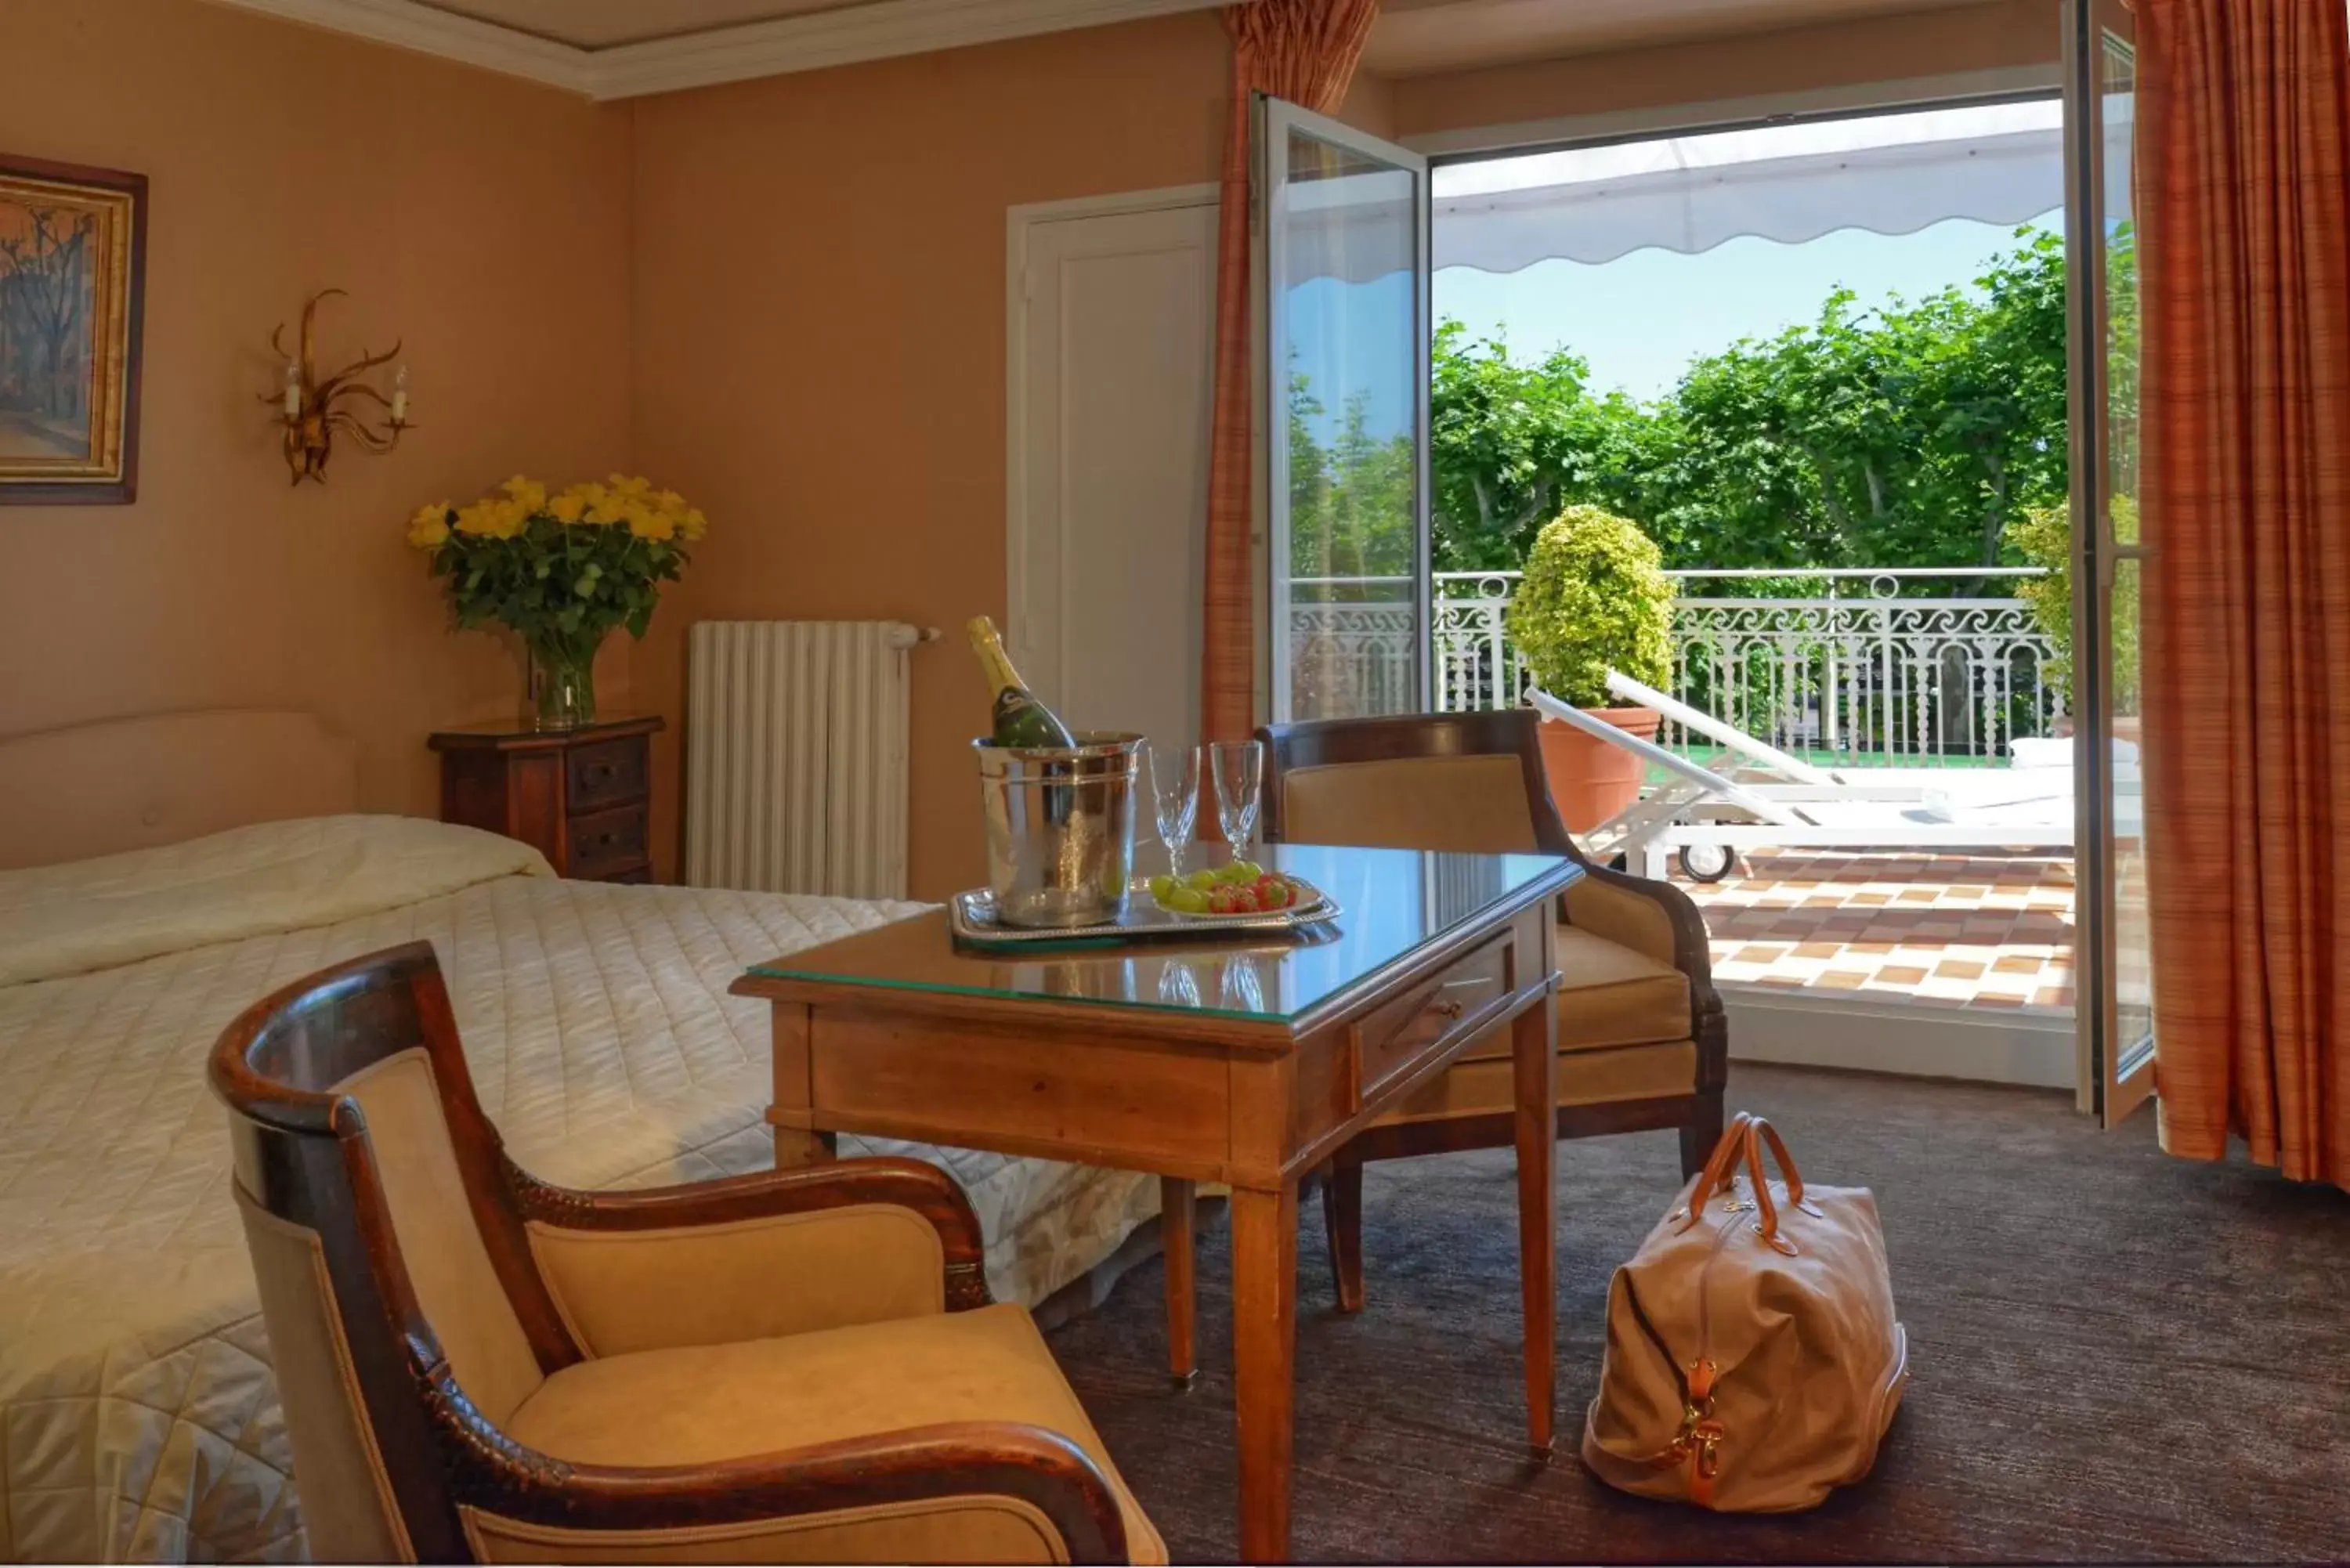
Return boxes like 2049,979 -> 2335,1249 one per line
1145,861 -> 1325,921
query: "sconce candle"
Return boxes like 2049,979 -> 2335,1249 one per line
259,289 -> 410,484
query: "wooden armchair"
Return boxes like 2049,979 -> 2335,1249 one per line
209,942 -> 1162,1564
1256,710 -> 1726,1310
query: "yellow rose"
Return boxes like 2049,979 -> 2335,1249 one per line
625,501 -> 676,540
680,506 -> 708,541
407,502 -> 452,548
585,495 -> 629,526
453,502 -> 493,537
500,475 -> 548,513
653,489 -> 687,515
609,472 -> 653,499
548,490 -> 588,524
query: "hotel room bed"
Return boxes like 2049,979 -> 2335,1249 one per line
0,717 -> 1157,1563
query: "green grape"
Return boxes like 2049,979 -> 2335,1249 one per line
1184,869 -> 1220,891
1148,874 -> 1177,901
1163,887 -> 1210,913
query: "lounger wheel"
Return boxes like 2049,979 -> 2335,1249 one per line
1678,844 -> 1740,883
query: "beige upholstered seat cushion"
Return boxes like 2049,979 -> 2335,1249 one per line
1446,922 -> 1690,1063
495,1302 -> 1164,1564
1382,1041 -> 1701,1122
1546,923 -> 1693,1053
1369,922 -> 1692,1122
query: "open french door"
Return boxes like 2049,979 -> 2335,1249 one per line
2062,0 -> 2153,1125
1257,97 -> 1434,723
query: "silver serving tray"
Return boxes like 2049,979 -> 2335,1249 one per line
949,877 -> 1341,948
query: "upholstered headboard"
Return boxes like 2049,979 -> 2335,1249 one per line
0,710 -> 360,870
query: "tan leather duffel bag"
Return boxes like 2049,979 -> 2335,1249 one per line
1582,1112 -> 1908,1512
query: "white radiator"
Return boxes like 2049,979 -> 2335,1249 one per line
685,620 -> 926,899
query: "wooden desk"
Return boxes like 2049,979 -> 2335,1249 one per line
732,844 -> 1578,1562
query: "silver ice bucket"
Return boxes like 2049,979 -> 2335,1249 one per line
971,732 -> 1142,927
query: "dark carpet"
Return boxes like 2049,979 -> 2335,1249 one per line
1044,1064 -> 2350,1563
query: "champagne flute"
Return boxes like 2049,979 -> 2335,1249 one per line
1147,741 -> 1200,878
1209,739 -> 1264,864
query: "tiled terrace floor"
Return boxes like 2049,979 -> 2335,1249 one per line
1674,848 -> 2078,1013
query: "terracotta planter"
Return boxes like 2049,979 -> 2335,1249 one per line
1535,705 -> 1661,833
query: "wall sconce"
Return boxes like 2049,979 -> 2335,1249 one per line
260,288 -> 410,484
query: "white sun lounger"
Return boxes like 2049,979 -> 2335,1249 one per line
1528,675 -> 2137,881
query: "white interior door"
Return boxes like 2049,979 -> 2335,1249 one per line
1009,194 -> 1218,753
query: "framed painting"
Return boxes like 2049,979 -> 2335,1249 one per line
0,156 -> 146,504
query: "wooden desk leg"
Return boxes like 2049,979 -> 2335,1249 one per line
1231,1181 -> 1298,1563
1513,986 -> 1559,1457
1162,1176 -> 1198,1387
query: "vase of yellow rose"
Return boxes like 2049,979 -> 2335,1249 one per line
408,474 -> 707,729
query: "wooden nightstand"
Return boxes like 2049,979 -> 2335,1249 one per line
428,716 -> 662,883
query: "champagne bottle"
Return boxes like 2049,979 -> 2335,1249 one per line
967,616 -> 1077,749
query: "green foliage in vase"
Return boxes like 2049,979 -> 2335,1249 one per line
1508,505 -> 1673,708
406,474 -> 705,670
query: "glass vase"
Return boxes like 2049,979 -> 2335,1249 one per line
525,640 -> 598,730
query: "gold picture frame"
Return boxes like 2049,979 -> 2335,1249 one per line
0,155 -> 146,504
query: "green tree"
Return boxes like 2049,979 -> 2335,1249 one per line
1428,225 -> 2076,582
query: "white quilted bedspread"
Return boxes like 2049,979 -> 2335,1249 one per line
0,818 -> 1156,1563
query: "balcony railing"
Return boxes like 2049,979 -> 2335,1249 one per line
1290,568 -> 2064,765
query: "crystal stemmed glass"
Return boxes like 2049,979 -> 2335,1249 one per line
1209,739 -> 1264,863
1146,741 -> 1201,877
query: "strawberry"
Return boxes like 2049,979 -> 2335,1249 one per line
1256,875 -> 1292,910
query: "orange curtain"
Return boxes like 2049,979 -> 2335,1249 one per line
1201,0 -> 1381,743
2140,0 -> 2350,1186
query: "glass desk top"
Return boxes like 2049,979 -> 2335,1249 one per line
743,843 -> 1577,1025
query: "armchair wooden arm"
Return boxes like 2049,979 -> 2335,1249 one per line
431,1392 -> 1133,1564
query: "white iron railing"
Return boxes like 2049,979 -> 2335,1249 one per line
1289,569 -> 2063,764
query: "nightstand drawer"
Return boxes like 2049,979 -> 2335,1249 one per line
567,737 -> 647,812
568,804 -> 649,880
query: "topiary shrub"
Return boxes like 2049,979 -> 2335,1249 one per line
1508,504 -> 1673,709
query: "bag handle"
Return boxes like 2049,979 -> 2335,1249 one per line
1672,1111 -> 1755,1231
1741,1115 -> 1822,1255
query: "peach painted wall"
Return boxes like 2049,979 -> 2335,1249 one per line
0,0 -> 633,817
1390,0 -> 2057,139
628,13 -> 1246,898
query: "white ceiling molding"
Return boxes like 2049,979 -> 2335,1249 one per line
203,0 -> 598,93
591,0 -> 1231,97
201,0 -> 1232,99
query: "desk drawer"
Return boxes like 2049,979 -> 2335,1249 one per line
568,804 -> 649,880
567,736 -> 648,813
1350,929 -> 1514,1104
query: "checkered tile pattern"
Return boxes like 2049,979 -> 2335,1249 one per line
1677,849 -> 2077,1012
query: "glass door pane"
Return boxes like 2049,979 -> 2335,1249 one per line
2063,0 -> 2153,1124
1260,98 -> 1430,722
